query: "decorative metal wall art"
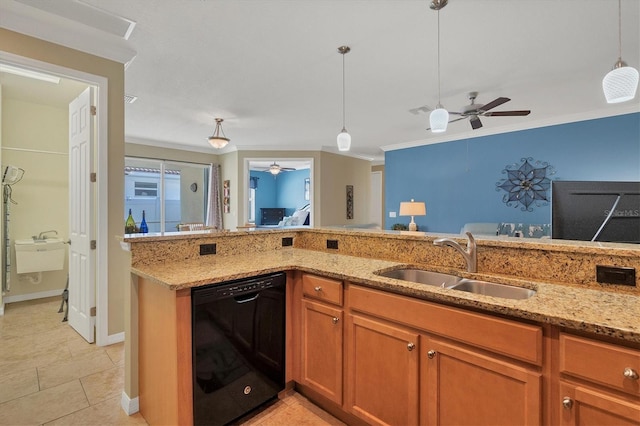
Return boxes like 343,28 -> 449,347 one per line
496,157 -> 555,212
223,180 -> 230,213
346,185 -> 354,219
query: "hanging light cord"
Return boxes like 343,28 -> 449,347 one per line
342,51 -> 346,129
437,8 -> 442,106
617,0 -> 622,61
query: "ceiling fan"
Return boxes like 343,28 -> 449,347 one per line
265,162 -> 296,176
448,92 -> 531,130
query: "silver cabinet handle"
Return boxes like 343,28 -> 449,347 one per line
407,343 -> 415,351
332,317 -> 339,324
314,286 -> 322,292
623,367 -> 639,380
562,397 -> 573,409
427,350 -> 436,359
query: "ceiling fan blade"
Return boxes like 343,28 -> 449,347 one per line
484,110 -> 531,117
470,116 -> 483,130
479,97 -> 510,112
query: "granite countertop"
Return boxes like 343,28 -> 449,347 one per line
131,247 -> 640,343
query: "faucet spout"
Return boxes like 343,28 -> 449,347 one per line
37,230 -> 58,240
434,232 -> 477,273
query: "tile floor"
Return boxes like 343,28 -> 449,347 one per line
0,296 -> 344,426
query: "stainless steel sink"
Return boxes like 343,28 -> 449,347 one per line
376,269 -> 462,288
375,268 -> 536,299
449,279 -> 536,300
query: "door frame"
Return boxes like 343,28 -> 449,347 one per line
0,51 -> 111,346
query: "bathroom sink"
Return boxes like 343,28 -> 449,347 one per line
448,279 -> 536,300
375,269 -> 462,288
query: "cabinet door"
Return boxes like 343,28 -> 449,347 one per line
559,382 -> 640,425
423,337 -> 541,426
346,314 -> 420,426
301,300 -> 343,404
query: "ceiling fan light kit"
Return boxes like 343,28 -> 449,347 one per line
429,0 -> 448,133
337,45 -> 351,152
602,0 -> 638,103
207,118 -> 230,149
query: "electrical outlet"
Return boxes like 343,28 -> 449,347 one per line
199,243 -> 217,256
327,239 -> 339,250
596,265 -> 635,286
282,237 -> 293,247
389,211 -> 397,218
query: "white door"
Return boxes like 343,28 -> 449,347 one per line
68,87 -> 95,343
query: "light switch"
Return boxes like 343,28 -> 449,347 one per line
389,211 -> 396,218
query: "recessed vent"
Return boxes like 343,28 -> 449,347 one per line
124,94 -> 138,104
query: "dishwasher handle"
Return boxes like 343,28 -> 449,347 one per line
234,293 -> 260,304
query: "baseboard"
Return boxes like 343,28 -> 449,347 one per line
106,331 -> 125,345
3,289 -> 63,304
121,391 -> 139,415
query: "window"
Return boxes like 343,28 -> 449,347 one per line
125,157 -> 210,233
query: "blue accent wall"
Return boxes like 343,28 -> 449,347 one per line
385,113 -> 640,233
251,169 -> 310,218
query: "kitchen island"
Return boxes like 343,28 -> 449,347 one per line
123,228 -> 640,425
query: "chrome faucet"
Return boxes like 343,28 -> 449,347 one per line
434,232 -> 477,273
34,230 -> 58,241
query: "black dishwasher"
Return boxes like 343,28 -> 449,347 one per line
191,272 -> 286,425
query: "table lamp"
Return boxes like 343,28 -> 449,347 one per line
399,199 -> 427,231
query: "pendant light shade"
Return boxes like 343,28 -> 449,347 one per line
603,62 -> 639,103
337,128 -> 351,151
429,0 -> 448,133
337,45 -> 351,152
207,118 -> 230,149
429,106 -> 449,133
602,0 -> 639,103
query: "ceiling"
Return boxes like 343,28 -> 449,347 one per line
1,0 -> 639,163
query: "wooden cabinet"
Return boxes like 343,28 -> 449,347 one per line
557,333 -> 640,425
346,284 -> 543,426
299,274 -> 344,405
345,313 -> 420,426
423,337 -> 541,425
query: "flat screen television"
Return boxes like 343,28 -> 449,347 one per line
551,181 -> 640,243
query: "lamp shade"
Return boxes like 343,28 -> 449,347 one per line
429,108 -> 449,133
208,136 -> 229,149
399,200 -> 427,217
603,64 -> 639,103
337,129 -> 351,151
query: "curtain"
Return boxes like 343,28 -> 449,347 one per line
205,164 -> 223,230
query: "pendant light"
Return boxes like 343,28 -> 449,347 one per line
337,45 -> 351,151
207,118 -> 230,149
429,0 -> 449,133
602,0 -> 639,103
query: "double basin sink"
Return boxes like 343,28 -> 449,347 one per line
376,268 -> 535,300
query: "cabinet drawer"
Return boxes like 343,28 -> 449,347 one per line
560,333 -> 640,396
349,285 -> 542,365
302,274 -> 343,306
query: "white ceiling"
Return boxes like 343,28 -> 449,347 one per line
1,0 -> 639,163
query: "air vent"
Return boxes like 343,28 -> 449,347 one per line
124,94 -> 138,104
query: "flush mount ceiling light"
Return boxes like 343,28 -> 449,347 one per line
207,118 -> 230,149
337,45 -> 351,152
429,0 -> 449,133
602,0 -> 639,103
